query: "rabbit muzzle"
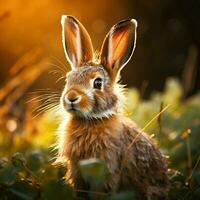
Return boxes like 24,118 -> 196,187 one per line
64,89 -> 82,111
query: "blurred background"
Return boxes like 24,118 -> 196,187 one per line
0,0 -> 199,96
0,1 -> 200,199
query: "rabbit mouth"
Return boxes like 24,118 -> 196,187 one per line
68,108 -> 76,112
67,104 -> 78,112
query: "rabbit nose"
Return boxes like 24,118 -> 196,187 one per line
68,97 -> 79,103
65,90 -> 81,104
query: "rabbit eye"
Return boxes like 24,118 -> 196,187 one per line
93,78 -> 103,89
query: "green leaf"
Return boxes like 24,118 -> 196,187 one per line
0,158 -> 8,169
26,151 -> 44,172
0,163 -> 19,185
79,158 -> 106,185
11,152 -> 26,170
42,179 -> 74,200
194,187 -> 200,197
9,180 -> 39,200
195,170 -> 200,186
108,191 -> 136,200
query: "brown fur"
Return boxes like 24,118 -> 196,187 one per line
58,115 -> 168,199
57,16 -> 169,199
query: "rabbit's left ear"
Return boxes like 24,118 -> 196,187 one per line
100,19 -> 137,81
61,15 -> 94,69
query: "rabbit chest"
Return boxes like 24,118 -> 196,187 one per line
63,116 -> 124,174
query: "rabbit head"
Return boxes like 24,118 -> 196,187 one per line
60,15 -> 137,119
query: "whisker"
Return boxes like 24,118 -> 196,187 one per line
32,103 -> 60,119
27,95 -> 60,105
47,62 -> 66,74
29,88 -> 60,94
33,98 -> 60,109
31,95 -> 60,113
56,76 -> 66,83
27,93 -> 60,101
35,102 -> 58,113
49,69 -> 64,76
50,56 -> 68,72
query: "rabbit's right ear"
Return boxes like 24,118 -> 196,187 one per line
100,19 -> 137,81
61,15 -> 94,69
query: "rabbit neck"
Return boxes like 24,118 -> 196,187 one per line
68,114 -> 122,133
58,114 -> 124,161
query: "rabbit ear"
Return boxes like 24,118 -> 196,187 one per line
100,19 -> 137,81
61,15 -> 94,68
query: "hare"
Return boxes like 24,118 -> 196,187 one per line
56,15 -> 169,199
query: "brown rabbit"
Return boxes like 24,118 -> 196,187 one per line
56,15 -> 169,199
